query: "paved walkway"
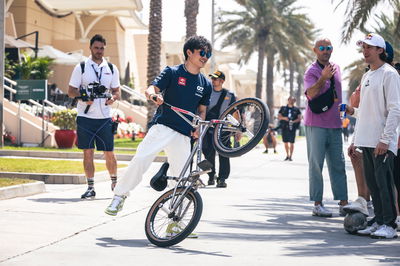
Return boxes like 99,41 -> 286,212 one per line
0,139 -> 399,266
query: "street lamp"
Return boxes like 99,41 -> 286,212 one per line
16,31 -> 39,58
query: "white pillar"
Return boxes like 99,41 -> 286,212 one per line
0,0 -> 5,147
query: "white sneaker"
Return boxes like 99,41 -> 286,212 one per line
342,197 -> 369,216
357,222 -> 380,236
104,195 -> 126,216
371,225 -> 398,239
312,204 -> 332,217
396,216 -> 400,232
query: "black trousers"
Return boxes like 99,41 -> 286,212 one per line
393,149 -> 400,210
362,147 -> 397,228
202,130 -> 230,180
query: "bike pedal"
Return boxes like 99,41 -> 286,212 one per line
198,160 -> 213,171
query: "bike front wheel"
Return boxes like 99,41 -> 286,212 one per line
145,187 -> 203,247
213,97 -> 269,157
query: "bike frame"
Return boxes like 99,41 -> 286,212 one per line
163,103 -> 239,215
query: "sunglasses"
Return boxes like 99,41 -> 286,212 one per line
318,45 -> 333,51
199,50 -> 212,58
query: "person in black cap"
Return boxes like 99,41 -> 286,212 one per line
202,70 -> 236,188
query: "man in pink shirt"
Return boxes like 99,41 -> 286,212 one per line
303,38 -> 348,217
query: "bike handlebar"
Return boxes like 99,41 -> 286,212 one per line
150,95 -> 239,129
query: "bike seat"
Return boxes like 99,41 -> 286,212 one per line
150,162 -> 169,191
198,160 -> 213,171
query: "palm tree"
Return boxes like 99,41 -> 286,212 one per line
344,58 -> 366,98
263,1 -> 315,119
336,0 -> 400,43
185,0 -> 199,39
146,0 -> 162,130
344,3 -> 399,98
216,0 -> 271,99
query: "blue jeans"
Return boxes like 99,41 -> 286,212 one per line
305,126 -> 348,202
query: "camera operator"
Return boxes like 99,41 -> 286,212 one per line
68,34 -> 121,199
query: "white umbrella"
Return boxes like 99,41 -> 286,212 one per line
37,45 -> 80,65
5,35 -> 33,48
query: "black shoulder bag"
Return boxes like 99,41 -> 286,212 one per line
308,61 -> 338,114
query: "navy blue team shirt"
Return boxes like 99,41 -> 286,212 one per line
151,64 -> 212,137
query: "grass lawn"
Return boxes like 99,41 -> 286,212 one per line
0,178 -> 35,188
1,138 -> 143,154
0,158 -> 127,174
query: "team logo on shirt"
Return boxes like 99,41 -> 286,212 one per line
178,77 -> 186,86
195,86 -> 204,97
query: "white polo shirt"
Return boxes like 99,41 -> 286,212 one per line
69,57 -> 120,119
352,63 -> 400,155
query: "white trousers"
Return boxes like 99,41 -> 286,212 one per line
113,124 -> 191,196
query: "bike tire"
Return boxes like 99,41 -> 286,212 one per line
213,98 -> 269,157
145,187 -> 203,247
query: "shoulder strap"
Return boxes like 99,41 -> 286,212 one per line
80,61 -> 85,74
81,61 -> 114,74
316,60 -> 337,101
108,62 -> 114,74
217,89 -> 228,108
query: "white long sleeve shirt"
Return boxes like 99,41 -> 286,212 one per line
352,63 -> 400,155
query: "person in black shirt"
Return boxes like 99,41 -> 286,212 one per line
278,96 -> 302,161
203,70 -> 236,188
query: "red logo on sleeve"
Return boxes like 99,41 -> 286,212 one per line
178,77 -> 187,86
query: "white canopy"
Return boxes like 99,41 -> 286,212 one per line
5,35 -> 33,48
36,0 -> 146,30
37,45 -> 85,65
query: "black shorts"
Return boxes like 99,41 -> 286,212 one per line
282,129 -> 296,143
76,117 -> 114,151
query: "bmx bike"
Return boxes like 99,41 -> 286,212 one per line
144,97 -> 269,247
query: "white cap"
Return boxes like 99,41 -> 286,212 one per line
356,33 -> 386,50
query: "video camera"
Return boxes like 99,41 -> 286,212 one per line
76,82 -> 112,114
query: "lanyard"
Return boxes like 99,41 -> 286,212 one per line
91,64 -> 103,83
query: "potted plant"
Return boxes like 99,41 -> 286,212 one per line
51,109 -> 77,148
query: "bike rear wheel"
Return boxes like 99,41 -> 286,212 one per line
145,187 -> 203,247
213,98 -> 269,157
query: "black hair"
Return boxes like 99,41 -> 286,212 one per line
183,35 -> 212,60
380,51 -> 389,63
90,34 -> 106,46
394,62 -> 400,71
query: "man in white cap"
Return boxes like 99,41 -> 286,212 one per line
346,33 -> 400,239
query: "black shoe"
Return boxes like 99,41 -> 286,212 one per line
288,157 -> 293,161
284,157 -> 289,161
208,176 -> 215,186
263,149 -> 268,153
216,179 -> 227,188
81,187 -> 96,199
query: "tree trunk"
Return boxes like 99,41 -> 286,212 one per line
289,62 -> 294,97
185,0 -> 199,39
146,0 -> 162,131
255,36 -> 266,99
266,51 -> 275,122
296,72 -> 303,108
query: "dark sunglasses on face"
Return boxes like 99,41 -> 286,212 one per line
199,50 -> 212,58
318,45 -> 333,51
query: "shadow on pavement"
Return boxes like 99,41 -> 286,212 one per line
96,237 -> 231,257
96,237 -> 149,248
201,196 -> 400,260
29,197 -> 111,203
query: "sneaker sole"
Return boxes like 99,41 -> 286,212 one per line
312,213 -> 332,217
370,234 -> 398,239
81,196 -> 96,200
104,210 -> 117,216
